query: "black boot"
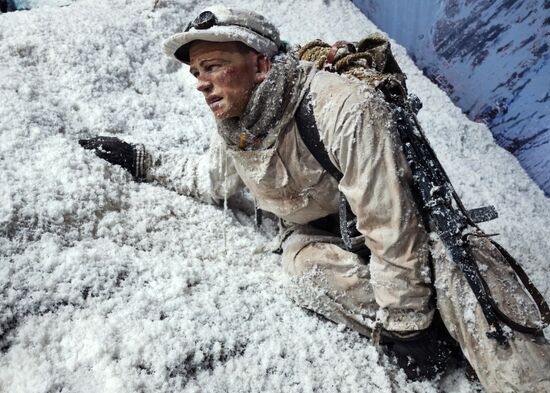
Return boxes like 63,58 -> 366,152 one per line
384,312 -> 459,381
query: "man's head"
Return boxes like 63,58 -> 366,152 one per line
188,40 -> 271,119
163,5 -> 282,119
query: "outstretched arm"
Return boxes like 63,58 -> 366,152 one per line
79,132 -> 244,205
144,132 -> 244,204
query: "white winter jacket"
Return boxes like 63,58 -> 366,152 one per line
146,70 -> 434,331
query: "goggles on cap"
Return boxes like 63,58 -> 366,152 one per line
183,10 -> 276,44
184,11 -> 218,31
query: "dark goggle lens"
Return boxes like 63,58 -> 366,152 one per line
185,11 -> 217,32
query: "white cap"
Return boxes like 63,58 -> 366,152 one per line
163,5 -> 282,64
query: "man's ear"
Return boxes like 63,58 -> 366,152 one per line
254,54 -> 272,83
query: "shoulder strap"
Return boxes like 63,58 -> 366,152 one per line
295,93 -> 343,182
295,93 -> 366,255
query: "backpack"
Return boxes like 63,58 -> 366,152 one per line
294,33 -> 550,344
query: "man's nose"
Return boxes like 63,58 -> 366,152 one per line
196,77 -> 212,92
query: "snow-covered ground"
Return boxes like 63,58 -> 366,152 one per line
1,1 -> 549,392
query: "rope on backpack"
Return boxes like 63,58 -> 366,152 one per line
298,33 -> 408,96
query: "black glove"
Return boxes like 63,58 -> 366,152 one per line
79,136 -> 146,179
384,313 -> 459,381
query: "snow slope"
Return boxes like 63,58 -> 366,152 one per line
352,0 -> 550,196
0,1 -> 549,392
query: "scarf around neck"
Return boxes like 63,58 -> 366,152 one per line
216,53 -> 316,151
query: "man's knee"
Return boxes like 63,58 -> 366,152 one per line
281,238 -> 317,278
282,237 -> 367,283
281,232 -> 343,276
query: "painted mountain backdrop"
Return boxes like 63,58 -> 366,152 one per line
353,0 -> 550,196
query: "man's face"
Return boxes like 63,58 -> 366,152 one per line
188,41 -> 270,119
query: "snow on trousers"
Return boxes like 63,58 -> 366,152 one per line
281,225 -> 550,392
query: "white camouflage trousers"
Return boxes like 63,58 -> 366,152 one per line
281,226 -> 550,393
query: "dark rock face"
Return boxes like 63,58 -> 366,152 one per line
353,0 -> 550,196
0,0 -> 18,13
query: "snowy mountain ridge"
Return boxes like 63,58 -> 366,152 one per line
353,0 -> 550,196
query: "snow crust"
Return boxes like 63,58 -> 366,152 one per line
1,0 -> 549,392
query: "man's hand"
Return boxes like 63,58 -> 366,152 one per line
79,136 -> 145,179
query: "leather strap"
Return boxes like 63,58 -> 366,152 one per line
295,93 -> 343,181
487,238 -> 550,331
